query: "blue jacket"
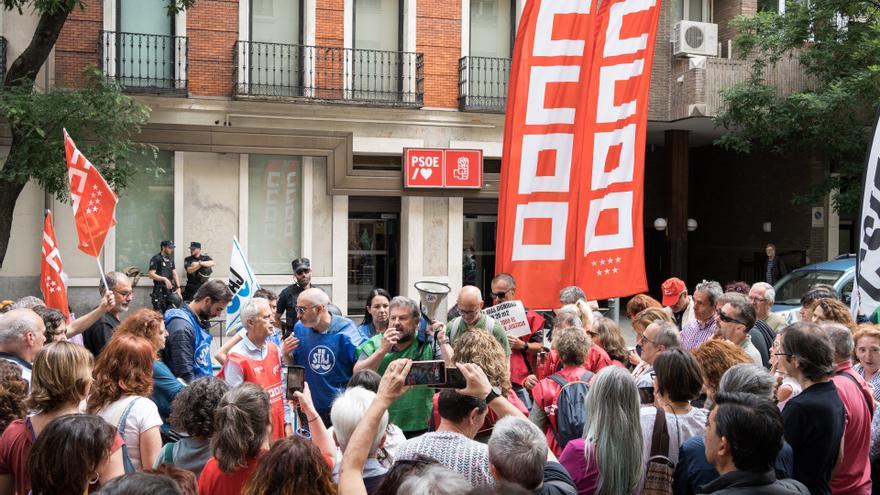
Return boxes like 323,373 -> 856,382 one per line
152,359 -> 185,433
164,306 -> 213,382
291,315 -> 360,412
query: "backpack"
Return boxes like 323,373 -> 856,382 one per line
547,371 -> 593,449
643,406 -> 674,495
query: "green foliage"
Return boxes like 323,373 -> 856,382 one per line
0,66 -> 154,200
714,0 -> 880,214
0,0 -> 195,16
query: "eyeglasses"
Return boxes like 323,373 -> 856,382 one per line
773,352 -> 792,358
491,291 -> 510,300
295,268 -> 311,276
748,296 -> 768,303
718,311 -> 746,326
295,304 -> 319,315
459,308 -> 481,317
638,334 -> 656,345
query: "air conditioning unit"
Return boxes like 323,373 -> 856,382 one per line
673,21 -> 718,57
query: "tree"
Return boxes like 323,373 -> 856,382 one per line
714,0 -> 880,214
0,0 -> 194,267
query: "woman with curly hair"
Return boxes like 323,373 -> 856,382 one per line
0,342 -> 124,494
241,436 -> 337,495
691,339 -> 752,402
0,360 -> 26,434
153,377 -> 230,478
114,308 -> 181,438
87,334 -> 162,471
812,297 -> 857,331
436,329 -> 527,441
590,318 -> 630,368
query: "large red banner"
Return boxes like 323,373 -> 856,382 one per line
497,0 -> 661,308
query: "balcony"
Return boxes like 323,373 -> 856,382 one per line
234,41 -> 424,107
670,53 -> 814,119
99,31 -> 187,95
458,56 -> 510,113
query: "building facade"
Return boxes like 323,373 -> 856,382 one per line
0,0 -> 837,315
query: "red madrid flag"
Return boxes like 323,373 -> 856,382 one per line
40,211 -> 70,322
64,130 -> 118,257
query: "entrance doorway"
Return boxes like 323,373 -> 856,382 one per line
348,197 -> 400,316
463,199 -> 497,306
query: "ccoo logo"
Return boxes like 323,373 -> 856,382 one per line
308,345 -> 336,375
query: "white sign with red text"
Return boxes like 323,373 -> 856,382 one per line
483,300 -> 531,338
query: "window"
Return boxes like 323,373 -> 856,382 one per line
248,155 -> 303,274
249,0 -> 304,95
353,0 -> 402,100
117,0 -> 176,88
672,0 -> 709,25
115,150 -> 174,272
470,0 -> 513,58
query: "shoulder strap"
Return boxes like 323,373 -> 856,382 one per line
163,442 -> 175,464
835,370 -> 875,415
116,396 -> 140,437
548,373 -> 568,388
650,406 -> 670,457
448,316 -> 462,342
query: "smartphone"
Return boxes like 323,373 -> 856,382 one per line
405,360 -> 446,386
438,367 -> 467,389
638,386 -> 654,405
285,365 -> 305,395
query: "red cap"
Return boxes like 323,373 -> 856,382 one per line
661,277 -> 687,307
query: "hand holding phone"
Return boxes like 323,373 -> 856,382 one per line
404,360 -> 446,386
286,365 -> 305,396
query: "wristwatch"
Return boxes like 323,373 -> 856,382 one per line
485,386 -> 502,403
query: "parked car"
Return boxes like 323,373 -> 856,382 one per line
771,254 -> 856,313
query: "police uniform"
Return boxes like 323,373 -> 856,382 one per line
150,252 -> 181,313
183,254 -> 213,301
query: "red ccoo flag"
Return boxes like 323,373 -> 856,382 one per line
64,130 -> 118,257
40,211 -> 70,322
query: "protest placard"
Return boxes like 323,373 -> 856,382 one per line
484,300 -> 531,338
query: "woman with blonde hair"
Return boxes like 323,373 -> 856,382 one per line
430,329 -> 528,441
87,334 -> 163,471
0,342 -> 124,493
114,308 -> 180,438
853,324 -> 880,402
559,366 -> 643,495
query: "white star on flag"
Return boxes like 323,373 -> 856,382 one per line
615,256 -> 621,263
612,267 -> 619,273
599,259 -> 606,265
604,268 -> 611,275
591,260 -> 597,266
606,257 -> 614,265
596,270 -> 603,276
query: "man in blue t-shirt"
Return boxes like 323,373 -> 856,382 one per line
288,288 -> 364,426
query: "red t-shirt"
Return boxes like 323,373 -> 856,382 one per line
198,456 -> 262,495
830,363 -> 873,495
0,417 -> 124,495
509,310 -> 545,386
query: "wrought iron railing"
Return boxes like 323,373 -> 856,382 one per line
100,31 -> 187,94
235,40 -> 424,106
0,36 -> 7,83
459,56 -> 510,113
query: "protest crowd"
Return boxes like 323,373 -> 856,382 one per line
0,251 -> 878,495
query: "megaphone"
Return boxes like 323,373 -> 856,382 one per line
414,281 -> 451,322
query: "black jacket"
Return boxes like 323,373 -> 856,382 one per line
700,469 -> 808,495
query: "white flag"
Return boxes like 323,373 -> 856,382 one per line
226,237 -> 261,335
855,110 -> 880,319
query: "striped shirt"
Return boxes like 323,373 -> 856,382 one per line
680,317 -> 718,351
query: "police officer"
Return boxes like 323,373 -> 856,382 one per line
148,240 -> 182,313
183,241 -> 215,302
276,257 -> 312,336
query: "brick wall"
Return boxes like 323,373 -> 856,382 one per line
716,0 -> 757,57
55,0 -> 103,88
416,0 -> 460,108
647,0 -> 671,121
187,0 -> 237,97
316,0 -> 344,47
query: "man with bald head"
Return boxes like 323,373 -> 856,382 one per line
448,285 -> 511,357
0,308 -> 46,384
287,287 -> 362,425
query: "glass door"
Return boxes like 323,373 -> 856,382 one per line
348,212 -> 399,315
463,214 -> 497,307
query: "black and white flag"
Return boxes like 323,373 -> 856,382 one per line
854,110 -> 880,319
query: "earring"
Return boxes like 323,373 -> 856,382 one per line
88,472 -> 100,485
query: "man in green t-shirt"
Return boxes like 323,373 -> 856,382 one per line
448,285 -> 511,357
354,296 -> 453,435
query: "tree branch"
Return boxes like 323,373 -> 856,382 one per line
4,8 -> 70,87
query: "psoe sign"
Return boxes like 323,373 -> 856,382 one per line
404,148 -> 483,189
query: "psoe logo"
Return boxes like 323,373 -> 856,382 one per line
309,345 -> 336,375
